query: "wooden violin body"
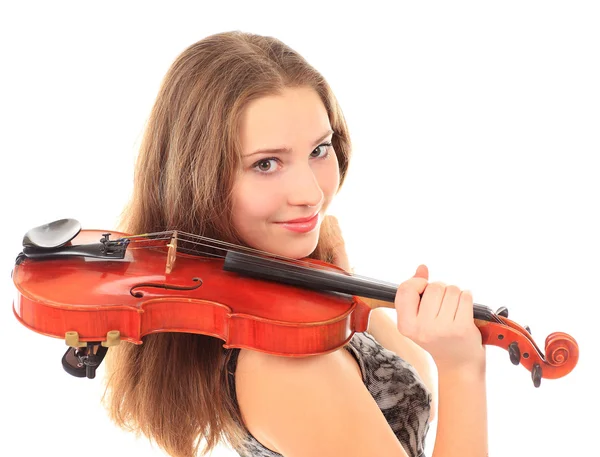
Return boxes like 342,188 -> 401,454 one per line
12,220 -> 579,386
14,229 -> 369,356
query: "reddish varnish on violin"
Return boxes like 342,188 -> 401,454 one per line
12,219 -> 579,386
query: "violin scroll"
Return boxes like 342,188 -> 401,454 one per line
476,312 -> 579,387
544,332 -> 578,368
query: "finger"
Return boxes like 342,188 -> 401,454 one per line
413,264 -> 429,281
418,281 -> 446,322
455,289 -> 474,323
395,265 -> 429,332
395,276 -> 428,322
436,285 -> 462,322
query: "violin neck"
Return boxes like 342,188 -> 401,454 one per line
223,251 -> 398,304
222,251 -> 496,321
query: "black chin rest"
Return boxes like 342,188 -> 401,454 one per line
22,218 -> 81,248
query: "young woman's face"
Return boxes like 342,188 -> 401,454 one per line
232,86 -> 340,259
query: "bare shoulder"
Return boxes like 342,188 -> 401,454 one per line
235,347 -> 410,457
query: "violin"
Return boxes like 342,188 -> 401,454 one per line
12,219 -> 579,386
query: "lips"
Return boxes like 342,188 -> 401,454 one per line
275,212 -> 320,233
278,213 -> 319,224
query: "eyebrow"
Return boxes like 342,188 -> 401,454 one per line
244,129 -> 334,157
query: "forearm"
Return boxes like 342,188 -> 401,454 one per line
431,365 -> 488,457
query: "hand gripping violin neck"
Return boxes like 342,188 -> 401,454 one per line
12,219 -> 579,386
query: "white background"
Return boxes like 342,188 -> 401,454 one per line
1,1 -> 598,456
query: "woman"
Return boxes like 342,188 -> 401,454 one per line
102,31 -> 488,457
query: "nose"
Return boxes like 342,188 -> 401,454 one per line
286,163 -> 324,208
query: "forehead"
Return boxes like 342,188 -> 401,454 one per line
239,87 -> 330,151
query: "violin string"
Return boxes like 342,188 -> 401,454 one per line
125,234 -> 401,301
127,230 -> 367,276
121,233 -> 500,322
179,241 -> 500,323
126,232 -> 500,322
171,233 -> 497,315
125,231 -> 399,285
127,233 -> 397,287
125,234 -> 313,268
199,244 -> 500,323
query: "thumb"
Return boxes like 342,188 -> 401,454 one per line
414,264 -> 429,280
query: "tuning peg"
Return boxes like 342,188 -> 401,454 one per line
508,341 -> 521,365
496,306 -> 509,318
532,363 -> 542,388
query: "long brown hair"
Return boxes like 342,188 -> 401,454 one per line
102,31 -> 352,457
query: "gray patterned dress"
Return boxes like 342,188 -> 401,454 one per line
227,331 -> 432,457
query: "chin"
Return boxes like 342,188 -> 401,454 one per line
287,245 -> 318,260
264,234 -> 319,260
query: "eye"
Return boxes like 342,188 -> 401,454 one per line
253,158 -> 279,173
310,142 -> 332,158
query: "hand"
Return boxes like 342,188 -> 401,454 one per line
394,265 -> 485,372
325,215 -> 353,273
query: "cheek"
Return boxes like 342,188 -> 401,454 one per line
232,180 -> 281,226
319,156 -> 341,198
